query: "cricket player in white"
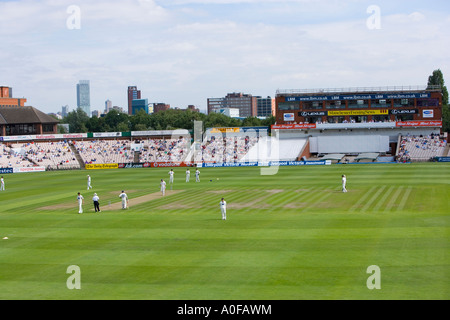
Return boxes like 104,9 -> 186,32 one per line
220,197 -> 227,220
119,191 -> 128,209
195,169 -> 200,182
0,176 -> 4,191
87,175 -> 93,190
342,175 -> 347,193
168,169 -> 174,189
160,179 -> 166,196
77,192 -> 84,213
185,169 -> 190,182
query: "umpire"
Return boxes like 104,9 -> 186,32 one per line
93,193 -> 101,212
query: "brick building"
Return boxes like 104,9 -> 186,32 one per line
0,86 -> 27,107
0,106 -> 59,136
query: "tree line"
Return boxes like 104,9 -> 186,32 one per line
61,69 -> 449,133
61,108 -> 276,133
428,69 -> 449,133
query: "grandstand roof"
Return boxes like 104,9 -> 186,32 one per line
0,106 -> 58,124
320,154 -> 345,161
354,153 -> 380,161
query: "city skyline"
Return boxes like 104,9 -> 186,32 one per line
1,0 -> 449,115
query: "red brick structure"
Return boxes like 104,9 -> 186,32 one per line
0,86 -> 27,107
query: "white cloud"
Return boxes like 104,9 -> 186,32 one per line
1,0 -> 449,114
163,0 -> 316,4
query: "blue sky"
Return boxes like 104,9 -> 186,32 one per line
0,0 -> 449,115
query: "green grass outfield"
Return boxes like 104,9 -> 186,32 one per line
0,163 -> 449,300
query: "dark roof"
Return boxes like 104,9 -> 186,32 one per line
0,106 -> 59,125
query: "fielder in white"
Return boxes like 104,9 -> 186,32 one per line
185,169 -> 190,182
342,174 -> 348,193
77,192 -> 84,214
0,176 -> 5,191
119,191 -> 128,209
168,169 -> 174,189
160,179 -> 166,196
87,175 -> 93,190
220,197 -> 227,220
195,169 -> 200,182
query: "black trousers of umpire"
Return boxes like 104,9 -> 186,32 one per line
94,201 -> 100,212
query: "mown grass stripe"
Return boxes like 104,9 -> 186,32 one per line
383,186 -> 404,213
361,185 -> 387,212
305,190 -> 334,211
349,186 -> 378,212
271,191 -> 301,209
397,186 -> 413,212
301,188 -> 333,211
0,163 -> 448,300
372,186 -> 395,212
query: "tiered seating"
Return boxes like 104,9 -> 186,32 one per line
0,143 -> 35,168
196,136 -> 259,163
12,141 -> 80,169
398,135 -> 447,161
139,138 -> 190,163
74,140 -> 135,164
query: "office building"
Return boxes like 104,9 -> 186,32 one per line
76,80 -> 91,116
256,96 -> 275,117
208,93 -> 257,118
61,105 -> 69,118
153,103 -> 170,113
131,99 -> 149,114
105,100 -> 112,114
128,86 -> 141,115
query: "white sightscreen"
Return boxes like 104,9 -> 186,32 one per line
315,135 -> 389,154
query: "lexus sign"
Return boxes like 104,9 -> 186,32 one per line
389,109 -> 418,115
299,111 -> 327,117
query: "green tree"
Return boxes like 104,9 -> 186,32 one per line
86,116 -> 106,132
62,108 -> 90,133
130,109 -> 151,131
261,115 -> 276,127
428,69 -> 449,105
428,69 -> 449,132
242,116 -> 262,127
442,105 -> 450,133
104,110 -> 130,132
203,112 -> 242,128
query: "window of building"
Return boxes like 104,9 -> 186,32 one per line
303,101 -> 323,110
371,99 -> 390,108
325,100 -> 345,109
278,102 -> 299,110
395,114 -> 414,121
372,115 -> 389,122
348,99 -> 368,108
417,98 -> 439,107
393,98 -> 414,108
43,124 -> 54,133
327,116 -> 346,123
350,116 -> 368,123
5,124 -> 36,135
303,116 -> 323,124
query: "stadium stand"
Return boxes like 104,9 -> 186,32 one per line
398,134 -> 447,161
74,140 -> 135,164
10,141 -> 80,170
139,137 -> 190,163
0,143 -> 36,168
195,136 -> 259,163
